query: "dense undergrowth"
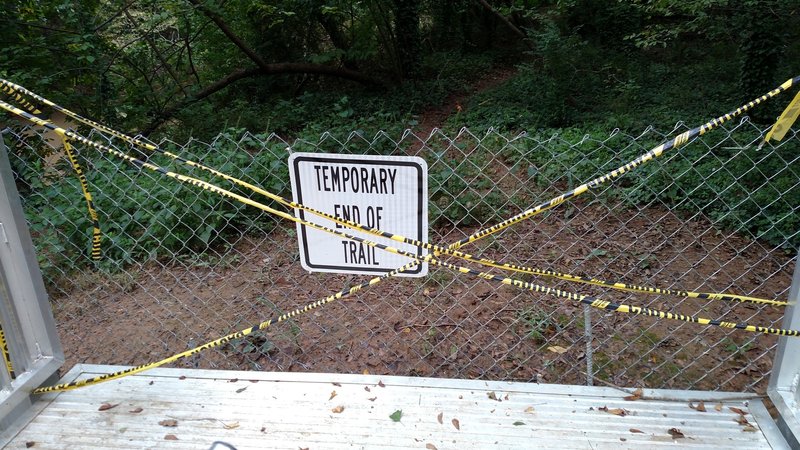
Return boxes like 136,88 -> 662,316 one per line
6,40 -> 799,280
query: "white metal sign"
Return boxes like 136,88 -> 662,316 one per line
288,152 -> 428,277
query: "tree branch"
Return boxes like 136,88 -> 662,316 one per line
124,9 -> 189,96
475,0 -> 534,49
142,62 -> 380,134
185,0 -> 271,70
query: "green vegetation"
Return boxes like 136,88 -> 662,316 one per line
2,0 -> 798,274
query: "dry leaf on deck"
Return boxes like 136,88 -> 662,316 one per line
695,401 -> 706,412
487,391 -> 499,401
743,425 -> 757,432
329,390 -> 337,401
624,388 -> 643,401
715,402 -> 723,412
736,415 -> 750,426
164,435 -> 178,440
426,444 -> 438,450
129,407 -> 143,414
222,422 -> 239,430
98,403 -> 119,411
437,412 -> 443,424
524,406 -> 536,413
730,407 -> 747,415
452,418 -> 460,430
332,382 -> 342,387
599,406 -> 628,416
25,443 -> 35,448
378,380 -> 386,388
331,405 -> 345,414
159,419 -> 178,427
629,428 -> 644,434
668,428 -> 685,439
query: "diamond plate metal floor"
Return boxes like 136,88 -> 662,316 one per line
2,364 -> 789,449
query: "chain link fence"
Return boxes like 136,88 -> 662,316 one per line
2,118 -> 798,393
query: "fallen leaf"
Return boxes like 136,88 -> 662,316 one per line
668,428 -> 685,439
260,427 -> 266,433
25,442 -> 35,448
513,421 -> 525,426
129,407 -> 143,414
159,419 -> 178,427
331,405 -> 345,414
329,390 -> 337,401
332,382 -> 342,387
164,435 -> 178,440
149,381 -> 154,385
547,345 -> 568,354
504,393 -> 509,401
236,387 -> 248,394
378,380 -> 386,388
624,388 -> 643,401
524,406 -> 536,413
696,401 -> 706,412
362,369 -> 370,375
743,425 -> 757,432
437,412 -> 443,424
487,391 -> 499,401
223,422 -> 239,429
715,403 -> 723,412
426,444 -> 438,450
228,378 -> 238,383
452,418 -> 460,430
178,376 -> 186,380
368,397 -> 377,401
98,403 -> 119,411
599,406 -> 628,416
736,415 -> 750,426
629,428 -> 644,434
389,410 -> 402,422
299,448 -> 309,450
250,380 -> 259,383
364,386 -> 371,392
730,407 -> 747,416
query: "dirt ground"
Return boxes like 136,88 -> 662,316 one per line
50,194 -> 794,395
42,66 -> 796,395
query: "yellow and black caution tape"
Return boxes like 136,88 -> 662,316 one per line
1,82 -> 41,116
4,98 -> 796,336
2,97 -> 792,326
1,76 -> 797,394
0,325 -> 15,379
62,139 -> 102,260
763,83 -> 800,144
0,78 -> 789,307
447,76 -> 800,252
32,247 -> 800,394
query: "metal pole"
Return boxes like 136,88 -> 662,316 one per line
768,256 -> 800,448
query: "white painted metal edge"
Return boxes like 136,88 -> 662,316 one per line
53,364 -> 764,403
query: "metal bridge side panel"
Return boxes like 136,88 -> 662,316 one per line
768,257 -> 800,448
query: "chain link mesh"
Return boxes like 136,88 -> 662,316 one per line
2,118 -> 797,393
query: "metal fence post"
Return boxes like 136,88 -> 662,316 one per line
768,256 -> 800,448
0,137 -> 64,437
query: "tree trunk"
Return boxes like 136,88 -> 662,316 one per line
391,0 -> 422,80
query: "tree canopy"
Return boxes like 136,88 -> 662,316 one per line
2,0 -> 798,137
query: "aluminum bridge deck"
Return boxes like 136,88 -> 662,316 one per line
1,364 -> 788,449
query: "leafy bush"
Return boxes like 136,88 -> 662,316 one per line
11,130 -> 290,275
